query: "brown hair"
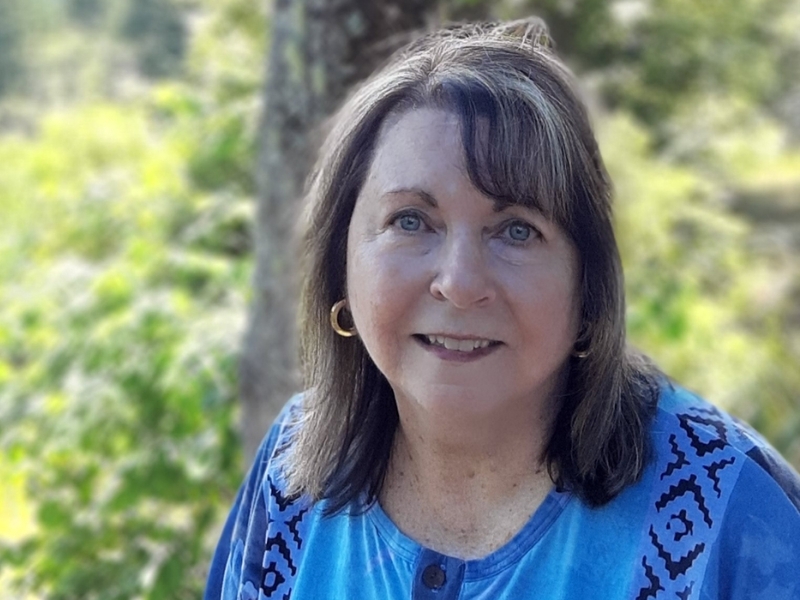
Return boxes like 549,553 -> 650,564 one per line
287,19 -> 660,513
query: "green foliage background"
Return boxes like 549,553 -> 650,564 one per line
1,0 -> 799,597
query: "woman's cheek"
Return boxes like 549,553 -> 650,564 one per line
350,248 -> 425,344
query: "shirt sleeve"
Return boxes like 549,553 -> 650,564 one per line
203,399 -> 296,600
703,453 -> 800,600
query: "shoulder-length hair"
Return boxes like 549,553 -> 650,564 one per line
287,18 -> 660,513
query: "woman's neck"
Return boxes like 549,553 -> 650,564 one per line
379,405 -> 555,559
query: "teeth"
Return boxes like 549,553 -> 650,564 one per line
457,339 -> 474,352
424,335 -> 493,352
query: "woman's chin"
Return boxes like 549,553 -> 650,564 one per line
399,386 -> 517,420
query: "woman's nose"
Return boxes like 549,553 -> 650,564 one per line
429,234 -> 496,308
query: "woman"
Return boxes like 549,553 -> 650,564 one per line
206,19 -> 800,600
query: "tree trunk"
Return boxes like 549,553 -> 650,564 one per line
240,0 -> 438,464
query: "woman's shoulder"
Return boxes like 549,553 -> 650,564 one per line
205,392 -> 311,600
617,382 -> 800,599
652,382 -> 800,513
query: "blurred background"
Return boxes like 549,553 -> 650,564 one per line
0,0 -> 798,597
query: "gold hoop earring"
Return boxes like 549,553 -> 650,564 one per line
571,347 -> 590,359
330,299 -> 357,337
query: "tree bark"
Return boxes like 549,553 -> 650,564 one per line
240,0 -> 438,464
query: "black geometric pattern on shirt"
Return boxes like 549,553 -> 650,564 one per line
636,556 -> 665,600
702,457 -> 736,498
667,510 -> 693,542
677,582 -> 695,600
260,422 -> 307,600
265,532 -> 297,577
287,507 -> 308,549
662,434 -> 690,480
655,474 -> 712,528
261,561 -> 287,596
635,406 -> 737,599
687,405 -> 720,418
269,477 -> 294,512
678,414 -> 728,457
648,525 -> 705,580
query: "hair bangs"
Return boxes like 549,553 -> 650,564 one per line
430,75 -> 576,229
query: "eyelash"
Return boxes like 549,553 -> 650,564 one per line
388,211 -> 541,246
498,219 -> 540,246
389,209 -> 429,233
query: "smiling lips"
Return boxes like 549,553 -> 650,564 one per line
420,334 -> 499,353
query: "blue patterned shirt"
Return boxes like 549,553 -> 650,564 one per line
205,384 -> 800,599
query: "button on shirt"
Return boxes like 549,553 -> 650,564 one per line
421,563 -> 446,589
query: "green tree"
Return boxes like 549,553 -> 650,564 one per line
66,0 -> 108,27
0,98 -> 248,599
119,0 -> 187,78
0,1 -> 270,595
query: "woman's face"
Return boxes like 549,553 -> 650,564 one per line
346,108 -> 580,421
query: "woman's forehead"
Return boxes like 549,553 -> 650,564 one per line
368,106 -> 558,218
370,109 -> 463,170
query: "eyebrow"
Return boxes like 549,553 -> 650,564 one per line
384,188 -> 438,207
385,187 -> 548,219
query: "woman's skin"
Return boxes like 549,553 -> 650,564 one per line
346,108 -> 581,559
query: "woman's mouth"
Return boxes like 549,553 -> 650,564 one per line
414,334 -> 501,354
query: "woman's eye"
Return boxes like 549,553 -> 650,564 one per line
504,221 -> 535,243
395,213 -> 422,232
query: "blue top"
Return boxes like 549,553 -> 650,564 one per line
205,384 -> 800,600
